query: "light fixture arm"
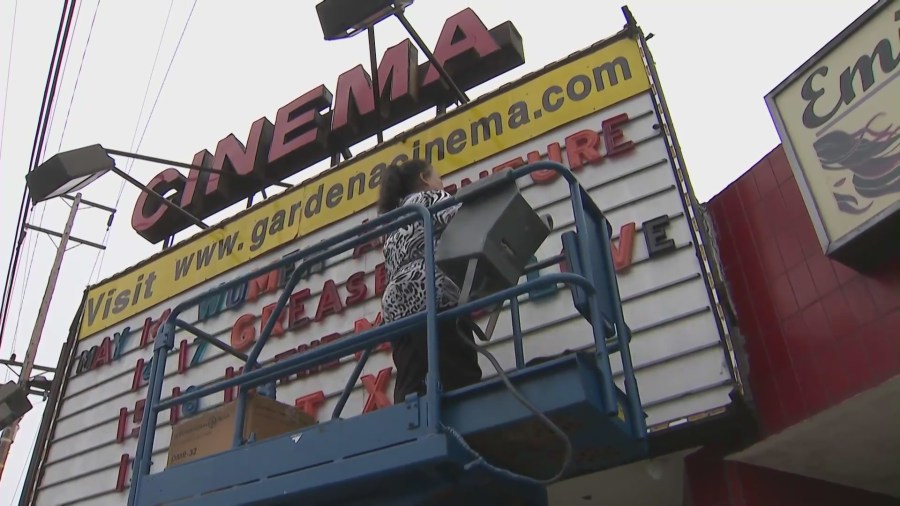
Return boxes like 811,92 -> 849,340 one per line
368,27 -> 384,144
104,148 -> 291,189
109,166 -> 209,231
317,0 -> 469,106
393,10 -> 469,105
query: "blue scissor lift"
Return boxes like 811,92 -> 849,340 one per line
128,162 -> 648,506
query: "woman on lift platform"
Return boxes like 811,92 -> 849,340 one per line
378,159 -> 483,404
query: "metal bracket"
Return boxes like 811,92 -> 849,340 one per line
458,258 -> 479,305
482,307 -> 502,341
24,224 -> 106,250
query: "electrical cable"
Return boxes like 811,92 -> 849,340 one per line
0,0 -> 77,351
42,0 -> 82,161
0,0 -> 19,165
0,0 -> 66,353
444,318 -> 574,486
9,0 -> 88,356
97,0 -> 176,252
31,2 -> 78,171
90,0 -> 176,282
3,364 -> 19,380
122,0 -> 175,173
9,0 -> 86,356
91,0 -> 197,283
9,218 -> 41,353
11,400 -> 45,504
131,0 -> 198,159
0,0 -> 76,344
55,0 -> 102,154
0,0 -> 23,364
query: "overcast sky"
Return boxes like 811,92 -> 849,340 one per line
0,0 -> 875,502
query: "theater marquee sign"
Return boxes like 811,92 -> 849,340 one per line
766,0 -> 900,265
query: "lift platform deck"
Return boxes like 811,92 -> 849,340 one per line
127,162 -> 647,506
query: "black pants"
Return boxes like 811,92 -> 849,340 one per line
392,316 -> 483,404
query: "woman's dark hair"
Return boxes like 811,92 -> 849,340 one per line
377,158 -> 432,214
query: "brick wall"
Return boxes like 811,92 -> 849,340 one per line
706,145 -> 899,436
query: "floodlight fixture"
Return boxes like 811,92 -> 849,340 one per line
315,0 -> 413,41
25,144 -> 115,203
314,0 -> 469,105
436,173 -> 552,302
0,382 -> 32,431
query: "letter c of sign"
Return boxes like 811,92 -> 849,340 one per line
131,168 -> 186,243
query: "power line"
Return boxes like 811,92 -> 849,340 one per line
0,0 -> 20,366
9,0 -> 92,358
55,0 -> 102,154
42,0 -> 83,162
31,2 -> 78,181
10,401 -> 44,504
124,0 -> 175,170
90,0 -> 177,283
0,0 -> 19,165
91,0 -> 198,283
9,207 -> 43,355
0,0 -> 78,351
131,0 -> 198,162
17,0 -> 86,331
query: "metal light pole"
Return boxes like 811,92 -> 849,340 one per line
0,193 -> 82,480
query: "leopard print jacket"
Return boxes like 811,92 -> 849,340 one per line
381,189 -> 461,323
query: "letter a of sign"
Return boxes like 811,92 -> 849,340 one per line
361,367 -> 393,413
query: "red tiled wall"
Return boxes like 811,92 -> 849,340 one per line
684,446 -> 897,506
706,145 -> 899,435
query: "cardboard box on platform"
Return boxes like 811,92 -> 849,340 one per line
167,394 -> 316,467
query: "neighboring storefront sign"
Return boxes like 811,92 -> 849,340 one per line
766,0 -> 900,264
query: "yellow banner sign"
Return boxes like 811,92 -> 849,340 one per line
767,0 -> 900,255
80,35 -> 650,337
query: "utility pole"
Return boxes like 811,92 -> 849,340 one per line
0,193 -> 82,480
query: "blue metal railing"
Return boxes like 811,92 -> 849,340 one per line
127,162 -> 644,504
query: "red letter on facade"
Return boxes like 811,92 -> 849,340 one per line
529,143 -> 564,184
315,280 -> 344,321
361,367 -> 393,413
116,454 -> 131,492
295,391 -> 326,421
565,129 -> 602,170
231,314 -> 257,351
288,288 -> 312,329
260,303 -> 287,338
611,222 -> 636,272
131,169 -> 187,244
268,86 -> 332,172
601,113 -> 634,156
207,118 -> 275,198
345,271 -> 368,306
423,9 -> 500,87
353,313 -> 389,359
131,358 -> 145,391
